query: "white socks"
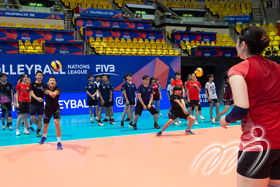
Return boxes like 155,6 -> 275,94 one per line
57,137 -> 61,143
43,134 -> 47,138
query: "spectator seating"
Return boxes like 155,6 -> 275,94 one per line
89,37 -> 180,56
62,0 -> 113,9
206,0 -> 251,18
0,22 -> 64,30
161,1 -> 200,8
18,40 -> 44,54
115,0 -> 145,8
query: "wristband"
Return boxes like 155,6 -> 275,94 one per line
225,106 -> 249,123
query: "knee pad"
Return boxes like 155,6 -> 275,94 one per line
1,111 -> 5,118
268,183 -> 280,187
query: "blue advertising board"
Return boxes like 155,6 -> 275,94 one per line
44,42 -> 84,55
191,46 -> 238,57
80,8 -> 122,18
171,31 -> 217,47
84,27 -> 164,41
75,17 -> 152,32
0,10 -> 64,20
0,54 -> 181,92
0,40 -> 18,54
224,15 -> 251,23
0,28 -> 74,43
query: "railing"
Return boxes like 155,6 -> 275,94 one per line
0,3 -> 64,14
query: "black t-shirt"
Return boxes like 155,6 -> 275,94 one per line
44,86 -> 61,113
0,82 -> 13,103
170,94 -> 184,112
30,81 -> 47,105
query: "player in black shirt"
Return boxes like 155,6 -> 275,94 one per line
0,73 -> 14,131
39,76 -> 63,150
30,71 -> 47,137
85,74 -> 98,123
156,86 -> 195,136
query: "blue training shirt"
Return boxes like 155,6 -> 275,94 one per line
99,82 -> 114,102
85,82 -> 98,101
137,84 -> 153,104
123,82 -> 136,103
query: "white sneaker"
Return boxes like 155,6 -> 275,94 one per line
173,121 -> 179,125
158,113 -> 162,116
211,118 -> 216,124
177,119 -> 181,124
195,121 -> 199,126
200,116 -> 205,120
23,129 -> 30,135
98,122 -> 104,126
16,129 -> 20,136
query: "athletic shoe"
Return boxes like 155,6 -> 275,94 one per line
39,136 -> 46,144
173,121 -> 179,125
195,121 -> 199,126
9,125 -> 13,131
154,124 -> 161,129
102,118 -> 109,122
2,125 -> 5,130
167,112 -> 171,118
28,126 -> 35,132
110,119 -> 116,125
124,118 -> 130,121
133,124 -> 137,130
90,118 -> 94,123
36,132 -> 42,137
16,129 -> 20,136
158,113 -> 162,116
98,121 -> 104,126
57,142 -> 63,150
156,131 -> 162,136
120,121 -> 124,128
200,116 -> 205,120
23,129 -> 30,135
210,118 -> 216,124
177,119 -> 182,124
129,122 -> 134,127
185,129 -> 195,135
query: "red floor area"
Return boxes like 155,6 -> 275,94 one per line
0,126 -> 241,187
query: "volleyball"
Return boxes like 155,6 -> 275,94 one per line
51,60 -> 62,72
194,67 -> 204,77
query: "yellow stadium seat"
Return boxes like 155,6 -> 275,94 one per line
15,23 -> 22,28
96,37 -> 102,43
106,48 -> 113,55
127,38 -> 132,43
169,50 -> 175,56
44,24 -> 51,29
113,48 -> 121,55
138,48 -> 145,55
151,49 -> 157,55
30,24 -> 36,29
211,41 -> 216,46
96,46 -> 104,55
1,22 -> 7,27
163,49 -> 168,56
58,25 -> 64,30
8,22 -> 15,28
121,38 -> 126,43
22,23 -> 29,28
126,48 -> 132,55
145,49 -> 151,56
132,48 -> 138,55
175,50 -> 180,56
140,42 -> 145,49
150,39 -> 156,44
51,25 -> 58,30
157,49 -> 163,56
157,43 -> 163,49
206,41 -> 211,46
119,48 -> 126,55
139,39 -> 144,43
134,42 -> 140,49
145,39 -> 150,43
37,24 -> 44,29
200,41 -> 206,46
27,46 -> 35,54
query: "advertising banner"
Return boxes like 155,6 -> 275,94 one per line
44,42 -> 84,55
191,46 -> 238,57
0,10 -> 64,20
0,41 -> 18,54
80,8 -> 122,18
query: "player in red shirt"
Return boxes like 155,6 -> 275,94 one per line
150,77 -> 162,116
186,73 -> 201,126
15,74 -> 30,136
171,72 -> 185,125
219,26 -> 280,186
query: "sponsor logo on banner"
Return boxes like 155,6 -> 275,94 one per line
96,30 -> 103,37
148,33 -> 155,40
204,50 -> 211,57
21,32 -> 31,40
112,22 -> 119,28
0,12 -> 4,15
183,34 -> 189,41
55,33 -> 64,42
116,97 -> 124,107
95,64 -> 118,76
59,45 -> 69,55
86,20 -> 93,27
138,23 -> 144,29
203,35 -> 210,42
123,32 -> 130,39
225,50 -> 231,57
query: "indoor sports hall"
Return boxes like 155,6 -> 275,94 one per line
0,0 -> 280,187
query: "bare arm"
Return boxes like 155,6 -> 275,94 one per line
167,90 -> 170,100
109,90 -> 112,102
205,88 -> 210,100
229,75 -> 249,108
137,93 -> 145,107
158,87 -> 161,99
123,89 -> 129,104
99,91 -> 104,102
148,94 -> 153,106
10,90 -> 14,104
15,91 -> 19,106
174,99 -> 187,112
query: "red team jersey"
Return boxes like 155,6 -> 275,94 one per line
229,56 -> 280,151
15,83 -> 30,102
150,83 -> 160,97
171,79 -> 183,94
186,81 -> 201,100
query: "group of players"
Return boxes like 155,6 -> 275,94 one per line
0,69 -> 234,150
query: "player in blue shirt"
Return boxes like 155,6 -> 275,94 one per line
133,75 -> 160,130
85,74 -> 98,123
97,74 -> 115,126
121,73 -> 137,128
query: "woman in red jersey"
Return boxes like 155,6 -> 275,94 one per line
220,26 -> 280,187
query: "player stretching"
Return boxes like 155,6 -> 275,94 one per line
39,76 -> 63,150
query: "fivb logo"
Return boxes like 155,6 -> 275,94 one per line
95,64 -> 118,76
192,127 -> 269,175
116,97 -> 137,107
